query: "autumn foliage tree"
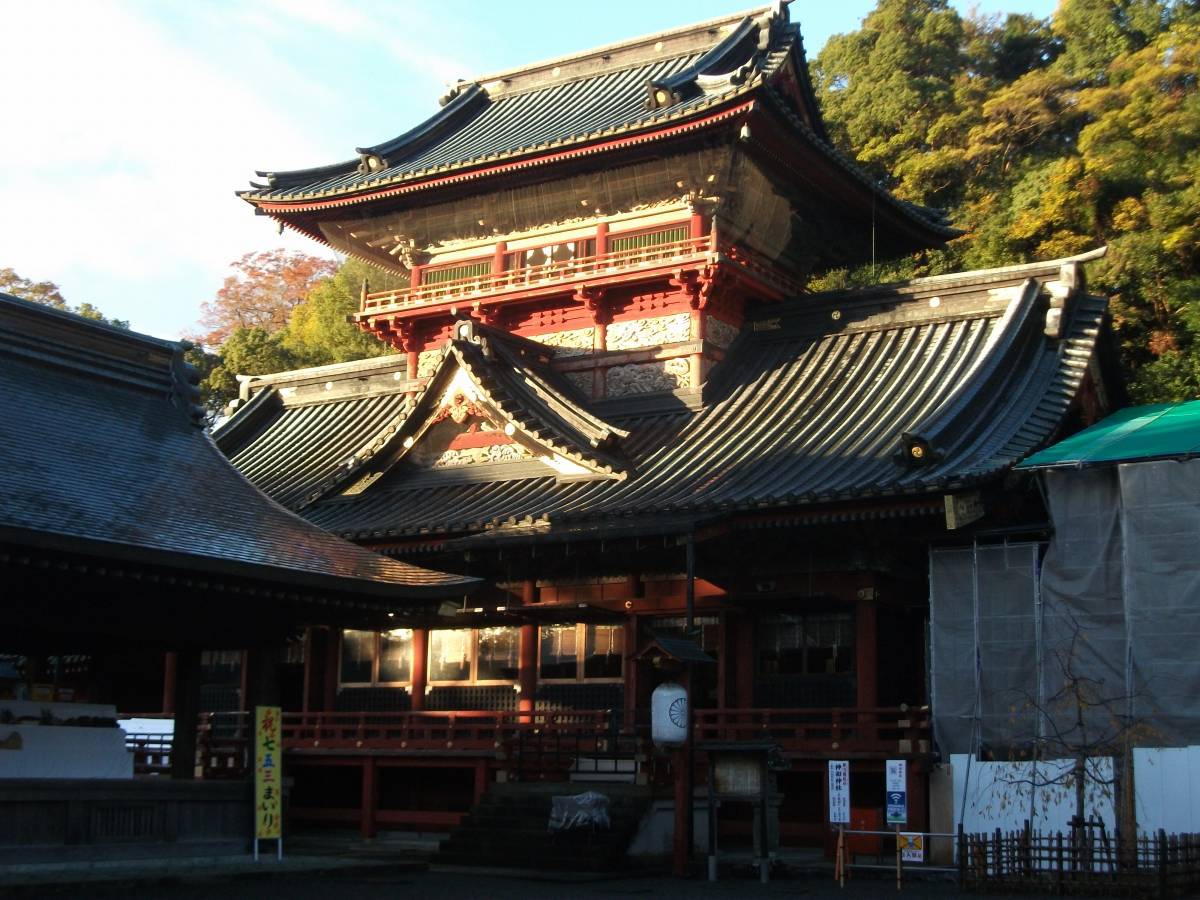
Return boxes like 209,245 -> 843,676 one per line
192,251 -> 397,415
195,250 -> 336,347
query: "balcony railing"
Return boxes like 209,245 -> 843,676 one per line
360,236 -> 714,313
127,705 -> 929,778
692,705 -> 931,754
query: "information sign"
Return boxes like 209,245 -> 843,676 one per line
828,760 -> 850,824
885,758 -> 907,825
898,832 -> 924,862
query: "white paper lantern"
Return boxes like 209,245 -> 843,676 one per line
651,682 -> 688,746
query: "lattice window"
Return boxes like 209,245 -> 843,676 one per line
608,224 -> 689,254
421,259 -> 491,286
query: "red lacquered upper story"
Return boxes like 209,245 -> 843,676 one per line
239,5 -> 956,365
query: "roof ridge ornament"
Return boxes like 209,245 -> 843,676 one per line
646,14 -> 765,110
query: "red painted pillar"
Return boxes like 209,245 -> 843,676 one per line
361,757 -> 378,839
624,614 -> 638,728
492,241 -> 507,275
856,595 -> 878,743
410,628 -> 428,712
518,624 -> 537,721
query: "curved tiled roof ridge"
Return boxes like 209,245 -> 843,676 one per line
240,5 -> 800,206
219,254 -> 1110,544
0,293 -> 475,596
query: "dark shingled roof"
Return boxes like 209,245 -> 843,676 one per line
239,5 -> 953,240
0,293 -> 476,598
218,251 -> 1108,545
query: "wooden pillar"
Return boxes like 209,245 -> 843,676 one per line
243,648 -> 282,712
624,614 -> 639,724
323,628 -> 340,712
595,221 -> 609,256
474,758 -> 489,804
518,624 -> 537,720
161,652 -> 177,715
734,616 -> 755,708
593,320 -> 608,400
301,628 -> 323,713
855,595 -> 878,710
410,628 -> 428,712
906,763 -> 928,837
492,240 -> 507,275
170,650 -> 201,780
406,350 -> 418,382
717,613 -> 728,711
361,757 -> 378,840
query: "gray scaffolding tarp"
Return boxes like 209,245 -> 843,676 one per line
930,543 -> 1041,756
930,459 -> 1200,757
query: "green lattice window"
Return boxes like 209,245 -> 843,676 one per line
608,224 -> 690,254
421,259 -> 492,286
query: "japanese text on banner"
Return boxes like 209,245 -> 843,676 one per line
255,706 -> 282,840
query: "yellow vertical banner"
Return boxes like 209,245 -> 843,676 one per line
254,705 -> 282,840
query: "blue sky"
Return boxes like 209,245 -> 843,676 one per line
1,0 -> 1056,340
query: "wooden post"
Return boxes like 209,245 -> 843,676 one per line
1157,828 -> 1168,900
673,746 -> 689,877
957,824 -> 966,889
836,824 -> 846,887
518,623 -> 537,722
361,757 -> 378,840
707,753 -> 718,882
410,628 -> 428,712
855,593 -> 877,737
323,628 -> 340,712
170,649 -> 201,780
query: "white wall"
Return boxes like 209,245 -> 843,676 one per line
951,749 -> 1200,837
950,754 -> 1116,835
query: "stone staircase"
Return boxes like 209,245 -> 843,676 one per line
434,782 -> 651,871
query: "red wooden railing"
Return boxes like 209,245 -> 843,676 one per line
692,705 -> 931,754
360,236 -> 713,312
124,706 -> 929,778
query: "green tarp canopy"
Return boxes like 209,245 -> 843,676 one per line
1018,400 -> 1200,469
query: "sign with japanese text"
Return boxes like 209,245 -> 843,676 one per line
898,832 -> 924,862
828,760 -> 850,824
885,758 -> 907,825
254,706 -> 282,840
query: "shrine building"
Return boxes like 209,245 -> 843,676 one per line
216,4 -> 1113,859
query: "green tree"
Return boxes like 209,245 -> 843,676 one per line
0,268 -> 130,329
812,0 -> 1199,402
812,0 -> 968,206
282,258 -> 399,366
201,327 -> 298,410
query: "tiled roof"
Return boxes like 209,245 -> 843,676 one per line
238,6 -> 952,240
0,293 -> 475,597
219,251 -> 1109,544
